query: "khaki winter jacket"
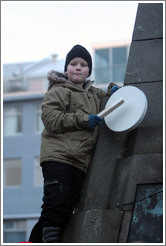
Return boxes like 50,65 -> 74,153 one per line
40,70 -> 114,173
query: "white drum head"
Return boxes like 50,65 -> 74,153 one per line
104,86 -> 148,132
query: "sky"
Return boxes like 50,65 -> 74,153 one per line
1,1 -> 139,64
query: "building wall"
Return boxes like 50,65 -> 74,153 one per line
3,95 -> 44,242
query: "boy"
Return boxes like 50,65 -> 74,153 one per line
29,45 -> 119,243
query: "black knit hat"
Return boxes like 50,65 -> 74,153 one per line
64,45 -> 92,76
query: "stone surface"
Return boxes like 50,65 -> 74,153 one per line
131,82 -> 163,127
132,3 -> 163,40
62,209 -> 123,243
125,126 -> 163,156
78,111 -> 129,211
125,39 -> 163,83
109,154 -> 163,209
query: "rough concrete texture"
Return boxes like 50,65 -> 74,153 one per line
132,3 -> 163,40
62,3 -> 163,243
77,112 -> 129,211
109,154 -> 163,209
132,83 -> 163,127
62,209 -> 123,243
125,40 -> 163,83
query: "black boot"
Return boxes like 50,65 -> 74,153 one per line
42,226 -> 62,243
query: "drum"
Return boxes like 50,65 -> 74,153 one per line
98,86 -> 148,132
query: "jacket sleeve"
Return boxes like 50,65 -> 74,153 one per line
93,82 -> 119,98
41,87 -> 90,133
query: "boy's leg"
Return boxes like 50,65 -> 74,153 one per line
41,161 -> 85,243
29,161 -> 73,242
29,161 -> 85,243
41,161 -> 75,228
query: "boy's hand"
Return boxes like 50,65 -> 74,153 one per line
89,115 -> 103,129
110,85 -> 119,95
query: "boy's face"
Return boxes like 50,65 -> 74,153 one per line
66,57 -> 89,85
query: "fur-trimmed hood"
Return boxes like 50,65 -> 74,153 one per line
47,70 -> 68,84
47,70 -> 93,91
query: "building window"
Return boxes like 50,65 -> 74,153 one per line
112,47 -> 127,64
3,220 -> 26,243
94,46 -> 128,85
4,159 -> 22,187
35,104 -> 43,132
94,48 -> 110,84
4,106 -> 22,136
95,48 -> 109,68
112,47 -> 127,82
34,157 -> 43,186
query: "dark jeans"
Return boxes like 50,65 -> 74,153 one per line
29,161 -> 85,243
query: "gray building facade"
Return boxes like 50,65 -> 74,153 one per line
3,93 -> 44,242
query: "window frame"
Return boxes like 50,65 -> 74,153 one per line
35,103 -> 43,133
3,158 -> 22,188
3,219 -> 26,243
4,105 -> 23,136
94,45 -> 129,84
